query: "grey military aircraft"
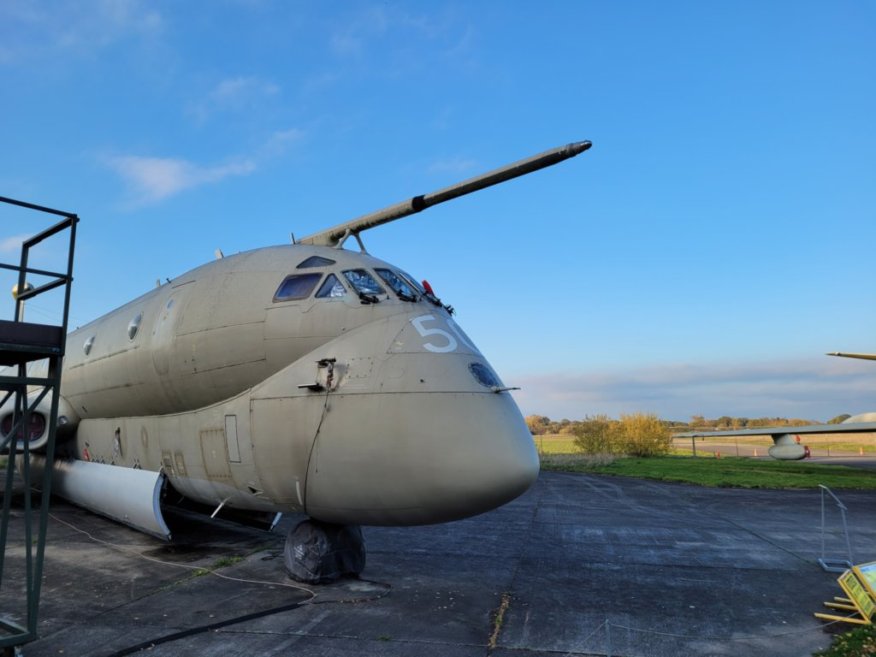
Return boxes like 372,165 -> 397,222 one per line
675,352 -> 876,460
2,141 -> 591,581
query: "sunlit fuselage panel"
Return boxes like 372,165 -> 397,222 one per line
62,246 -> 425,418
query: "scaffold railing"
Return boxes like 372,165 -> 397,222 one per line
0,196 -> 78,654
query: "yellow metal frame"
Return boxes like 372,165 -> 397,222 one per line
815,567 -> 875,626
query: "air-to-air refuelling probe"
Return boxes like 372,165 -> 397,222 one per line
3,141 -> 591,581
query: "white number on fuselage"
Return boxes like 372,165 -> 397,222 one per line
411,315 -> 458,353
446,317 -> 480,355
410,315 -> 481,355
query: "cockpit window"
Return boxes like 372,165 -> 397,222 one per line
274,273 -> 322,301
297,256 -> 336,269
375,268 -> 417,301
343,269 -> 384,296
397,269 -> 427,296
315,274 -> 347,299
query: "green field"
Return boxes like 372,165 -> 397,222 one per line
540,454 -> 876,489
533,434 -> 876,489
533,434 -> 582,455
530,433 -> 876,455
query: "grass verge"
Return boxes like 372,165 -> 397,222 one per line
814,624 -> 876,657
540,455 -> 876,490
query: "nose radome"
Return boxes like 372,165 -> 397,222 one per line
303,391 -> 539,526
446,410 -> 540,518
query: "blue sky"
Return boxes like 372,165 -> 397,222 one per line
1,1 -> 874,421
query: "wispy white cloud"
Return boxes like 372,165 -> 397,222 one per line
260,128 -> 305,157
103,127 -> 303,205
56,0 -> 162,48
328,5 -> 468,61
511,358 -> 876,422
187,76 -> 281,123
427,157 -> 478,175
329,6 -> 390,57
0,234 -> 30,255
213,77 -> 279,102
0,0 -> 162,64
104,155 -> 256,205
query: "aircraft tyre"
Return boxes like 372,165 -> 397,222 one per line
283,519 -> 365,584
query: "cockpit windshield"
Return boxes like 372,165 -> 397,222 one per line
315,273 -> 347,298
343,269 -> 384,296
397,269 -> 427,296
375,268 -> 417,301
273,273 -> 322,302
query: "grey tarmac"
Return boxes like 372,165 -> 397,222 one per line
3,470 -> 875,657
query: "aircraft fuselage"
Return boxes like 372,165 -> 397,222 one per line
36,244 -> 537,527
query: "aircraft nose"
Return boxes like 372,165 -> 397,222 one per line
303,391 -> 539,526
451,409 -> 540,517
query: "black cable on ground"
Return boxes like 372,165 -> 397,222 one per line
106,579 -> 391,657
106,598 -> 311,657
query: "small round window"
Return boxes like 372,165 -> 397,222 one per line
83,335 -> 95,355
128,313 -> 143,340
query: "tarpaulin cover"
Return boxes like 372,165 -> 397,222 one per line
284,519 -> 366,584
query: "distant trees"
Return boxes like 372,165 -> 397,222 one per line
528,412 -> 836,458
685,415 -> 820,430
525,415 -> 552,435
689,415 -> 706,428
528,414 -> 824,436
828,414 -> 851,424
616,413 -> 672,457
746,417 -> 815,428
572,413 -> 671,457
525,415 -> 578,436
572,415 -> 614,454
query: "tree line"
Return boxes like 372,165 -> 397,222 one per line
525,413 -> 851,437
525,412 -> 853,459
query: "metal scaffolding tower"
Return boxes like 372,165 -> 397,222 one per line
0,197 -> 77,654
